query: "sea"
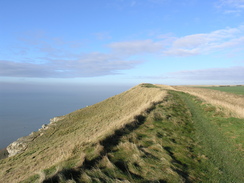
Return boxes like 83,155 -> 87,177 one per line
0,84 -> 132,149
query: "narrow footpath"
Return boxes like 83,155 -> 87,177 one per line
177,91 -> 244,183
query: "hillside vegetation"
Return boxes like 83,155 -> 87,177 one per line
0,84 -> 243,183
0,84 -> 167,182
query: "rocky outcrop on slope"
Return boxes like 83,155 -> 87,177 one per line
6,135 -> 35,157
6,116 -> 65,157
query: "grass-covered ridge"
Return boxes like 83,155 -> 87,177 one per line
0,84 -> 243,182
0,84 -> 167,183
72,92 -> 203,182
32,89 -> 244,182
140,83 -> 160,88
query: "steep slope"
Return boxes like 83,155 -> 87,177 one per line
0,84 -> 167,183
32,87 -> 244,182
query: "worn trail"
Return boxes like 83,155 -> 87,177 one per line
177,91 -> 244,183
43,91 -> 205,182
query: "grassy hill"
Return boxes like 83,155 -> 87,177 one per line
0,84 -> 243,183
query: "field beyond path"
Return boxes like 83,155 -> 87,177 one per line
173,85 -> 244,118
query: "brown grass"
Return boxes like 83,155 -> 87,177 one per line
172,86 -> 244,118
0,84 -> 167,183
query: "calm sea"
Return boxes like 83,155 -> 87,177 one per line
0,84 -> 131,149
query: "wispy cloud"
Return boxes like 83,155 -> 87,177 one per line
219,0 -> 244,9
170,66 -> 244,81
1,32 -> 145,78
1,26 -> 243,78
217,0 -> 244,15
108,39 -> 164,55
163,26 -> 244,56
0,54 -> 141,78
143,66 -> 244,84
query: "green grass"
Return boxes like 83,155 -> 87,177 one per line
177,91 -> 244,182
140,83 -> 160,88
47,92 -> 236,183
22,89 -> 244,182
84,90 -> 244,183
201,86 -> 244,95
20,174 -> 40,183
77,92 -> 205,182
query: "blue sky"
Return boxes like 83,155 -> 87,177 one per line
1,0 -> 244,87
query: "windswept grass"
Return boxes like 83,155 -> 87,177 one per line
0,84 -> 166,183
41,91 -> 205,182
41,89 -> 244,182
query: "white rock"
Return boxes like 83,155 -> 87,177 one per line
42,124 -> 48,129
7,138 -> 28,157
50,116 -> 65,124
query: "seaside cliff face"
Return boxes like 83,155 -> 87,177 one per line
6,116 -> 65,157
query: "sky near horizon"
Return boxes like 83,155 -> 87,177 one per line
1,0 -> 244,88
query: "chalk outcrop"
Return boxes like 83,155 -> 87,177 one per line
6,135 -> 35,157
6,116 -> 65,157
50,116 -> 65,123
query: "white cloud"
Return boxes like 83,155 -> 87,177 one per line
219,0 -> 244,9
164,26 -> 244,56
164,48 -> 199,57
0,53 -> 142,78
1,26 -> 244,79
2,32 -> 153,78
217,0 -> 244,14
172,34 -> 208,48
108,39 -> 164,55
170,66 -> 244,81
144,66 -> 244,84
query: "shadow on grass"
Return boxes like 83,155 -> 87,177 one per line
0,148 -> 9,160
43,113 -> 148,183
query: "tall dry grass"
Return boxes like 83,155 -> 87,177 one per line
0,84 -> 167,183
172,86 -> 244,118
